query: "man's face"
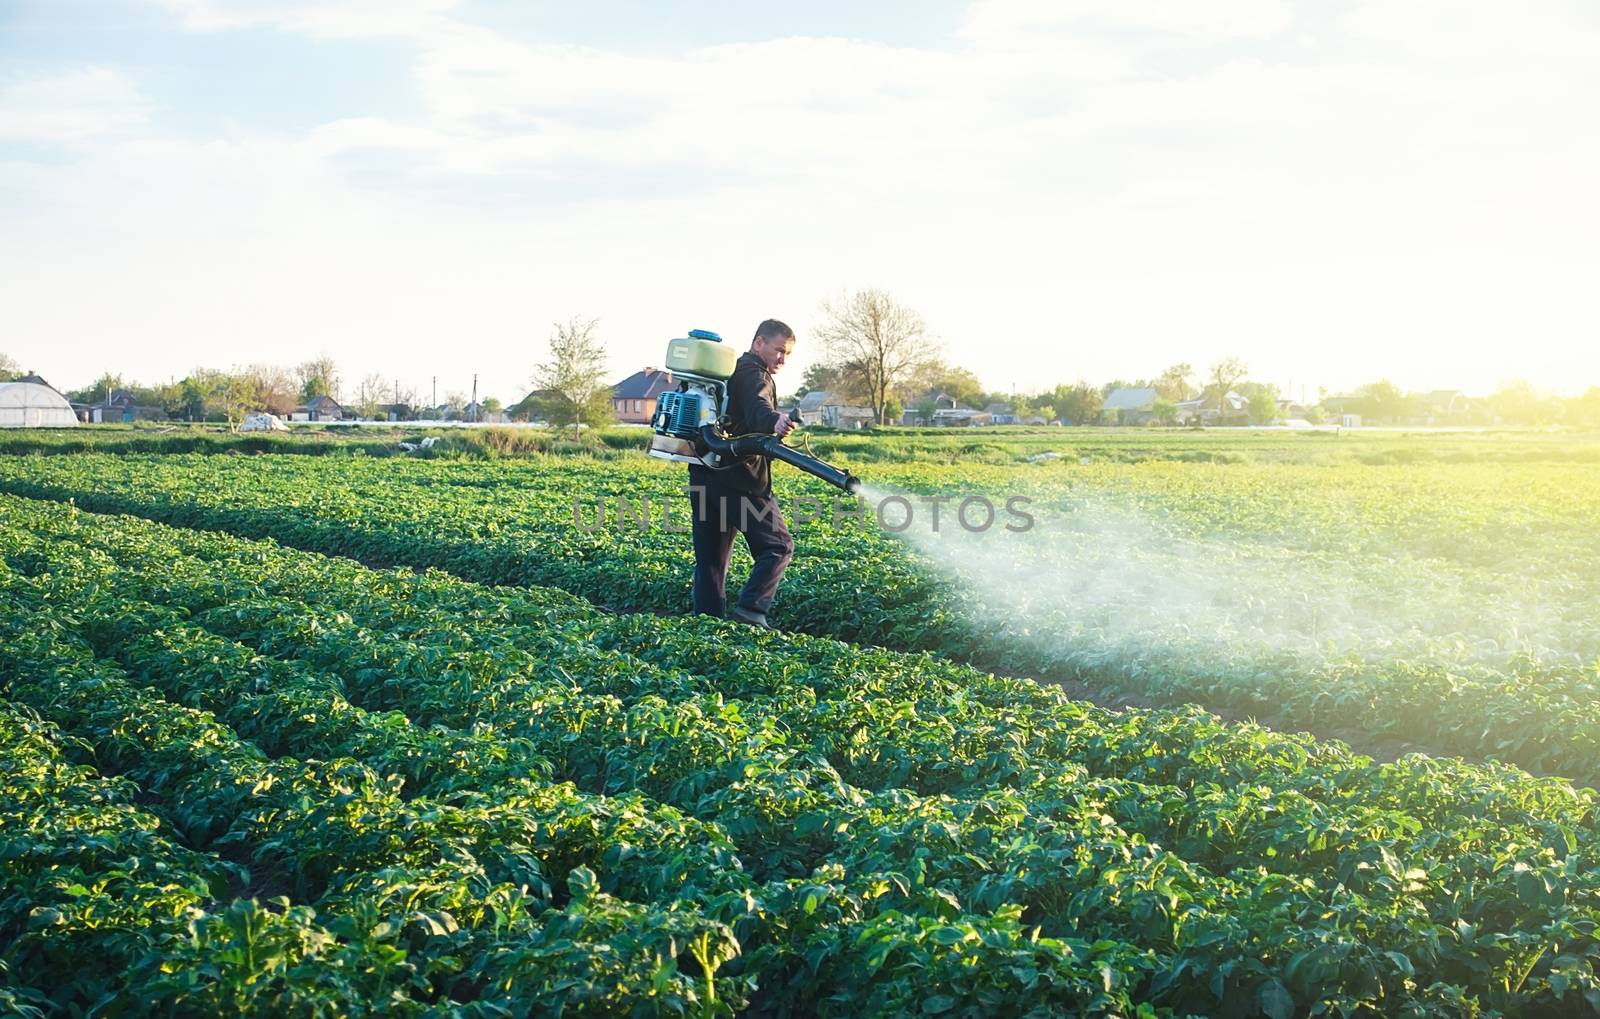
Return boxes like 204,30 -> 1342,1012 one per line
753,334 -> 795,374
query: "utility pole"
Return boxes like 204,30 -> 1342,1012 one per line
471,373 -> 478,422
432,376 -> 437,415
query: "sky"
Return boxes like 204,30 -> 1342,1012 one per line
3,0 -> 1598,405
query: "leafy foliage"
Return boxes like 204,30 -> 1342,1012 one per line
3,494 -> 1600,1014
3,447 -> 1598,785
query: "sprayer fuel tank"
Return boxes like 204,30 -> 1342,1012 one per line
664,331 -> 737,380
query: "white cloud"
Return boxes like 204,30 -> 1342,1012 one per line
309,117 -> 445,157
4,1 -> 1599,398
0,68 -> 151,143
1342,0 -> 1599,61
155,0 -> 457,38
962,0 -> 1294,45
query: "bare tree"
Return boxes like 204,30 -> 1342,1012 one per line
531,317 -> 613,439
1155,363 -> 1194,402
1206,357 -> 1249,417
247,364 -> 298,415
297,356 -> 341,402
816,289 -> 938,425
357,373 -> 388,419
392,383 -> 418,418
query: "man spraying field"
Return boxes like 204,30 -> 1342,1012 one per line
643,319 -> 860,628
687,319 -> 798,627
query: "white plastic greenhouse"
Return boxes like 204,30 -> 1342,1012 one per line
0,382 -> 79,428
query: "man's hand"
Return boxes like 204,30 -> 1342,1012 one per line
774,415 -> 797,439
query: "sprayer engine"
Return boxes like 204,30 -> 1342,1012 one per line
646,329 -> 861,494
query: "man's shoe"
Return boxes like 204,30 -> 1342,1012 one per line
729,605 -> 771,629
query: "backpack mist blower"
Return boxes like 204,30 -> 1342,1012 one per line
646,329 -> 862,495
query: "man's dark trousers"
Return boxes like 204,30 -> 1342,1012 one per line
690,486 -> 793,618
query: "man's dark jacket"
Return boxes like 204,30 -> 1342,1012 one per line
688,351 -> 784,496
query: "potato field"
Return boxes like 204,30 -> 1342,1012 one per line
2,430 -> 1599,1016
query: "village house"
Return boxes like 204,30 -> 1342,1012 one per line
611,368 -> 677,424
900,391 -> 960,426
984,401 -> 1018,425
289,394 -> 344,422
462,401 -> 509,424
931,407 -> 993,427
1101,386 -> 1162,425
83,387 -> 168,424
793,390 -> 875,429
1424,390 -> 1472,422
1174,391 -> 1246,425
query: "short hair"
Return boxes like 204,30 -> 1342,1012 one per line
753,319 -> 794,343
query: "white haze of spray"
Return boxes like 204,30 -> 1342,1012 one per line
854,483 -> 1590,677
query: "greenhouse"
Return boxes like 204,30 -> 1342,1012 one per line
0,382 -> 78,428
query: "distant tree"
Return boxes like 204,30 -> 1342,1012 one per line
1051,382 -> 1103,425
297,356 -> 340,403
1033,403 -> 1055,422
175,370 -> 220,421
247,364 -> 298,416
882,394 -> 904,425
355,373 -> 388,419
0,353 -> 19,382
1353,379 -> 1418,423
1303,404 -> 1325,425
1155,363 -> 1194,402
909,362 -> 985,409
1152,399 -> 1179,426
531,317 -> 614,439
1100,379 -> 1153,399
445,391 -> 467,418
816,288 -> 940,425
1247,390 -> 1279,425
147,379 -> 187,418
482,396 -> 503,415
1487,380 -> 1563,426
794,362 -> 843,399
792,357 -> 875,406
1205,358 -> 1248,418
219,370 -> 263,430
1567,387 -> 1600,428
69,372 -> 125,405
1236,381 -> 1280,425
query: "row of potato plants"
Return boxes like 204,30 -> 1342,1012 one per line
0,585 -> 771,1015
0,511 -> 1167,1015
0,452 -> 1595,788
4,494 -> 1599,1016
